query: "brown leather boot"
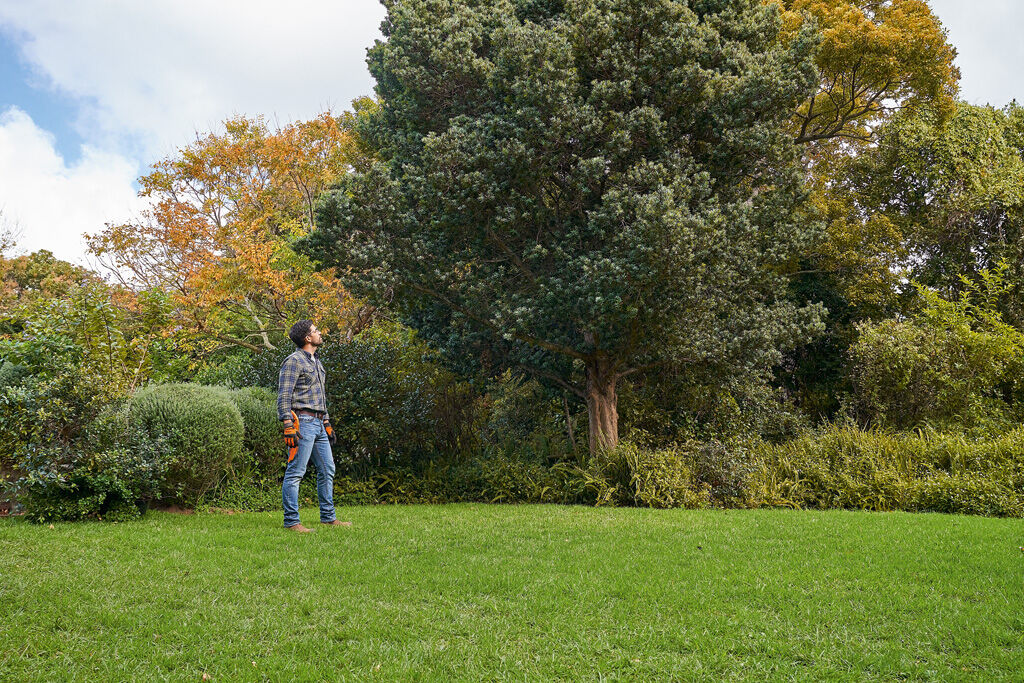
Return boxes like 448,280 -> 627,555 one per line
285,523 -> 313,533
322,520 -> 352,526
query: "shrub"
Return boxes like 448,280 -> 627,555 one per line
129,383 -> 244,503
201,475 -> 321,513
20,444 -> 166,523
15,407 -> 167,523
471,454 -> 569,504
227,386 -> 281,476
481,371 -> 581,463
200,322 -> 484,470
617,368 -> 811,446
566,442 -> 709,509
0,364 -> 130,512
848,267 -> 1024,429
191,348 -> 282,388
325,321 -> 479,469
755,426 -> 930,511
333,477 -> 379,506
681,439 -> 758,507
0,361 -> 27,388
625,445 -> 708,510
913,473 -> 1024,517
753,424 -> 1024,516
0,362 -> 115,475
360,455 -> 567,505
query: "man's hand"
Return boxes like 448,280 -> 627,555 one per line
283,411 -> 299,461
324,418 -> 337,446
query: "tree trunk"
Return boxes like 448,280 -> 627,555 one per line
585,357 -> 618,455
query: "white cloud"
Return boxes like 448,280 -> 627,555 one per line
0,0 -> 385,262
928,0 -> 1024,106
0,0 -> 386,158
0,107 -> 143,264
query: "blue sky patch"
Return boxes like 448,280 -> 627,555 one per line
0,30 -> 85,164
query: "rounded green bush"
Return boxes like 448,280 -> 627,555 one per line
129,383 -> 244,503
227,386 -> 282,475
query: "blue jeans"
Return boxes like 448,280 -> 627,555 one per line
282,415 -> 336,527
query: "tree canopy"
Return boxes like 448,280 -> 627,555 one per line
87,109 -> 374,355
306,0 -> 826,453
776,0 -> 959,147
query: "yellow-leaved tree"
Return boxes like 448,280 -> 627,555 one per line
772,0 -> 960,308
88,102 -> 377,355
777,0 -> 959,147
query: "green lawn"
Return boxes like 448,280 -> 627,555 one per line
2,506 -> 1023,681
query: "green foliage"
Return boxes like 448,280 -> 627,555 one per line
327,321 -> 481,469
913,474 -> 1024,517
199,477 -> 317,513
332,477 -> 379,507
20,445 -> 164,523
618,371 -> 810,445
753,424 -> 1024,516
184,321 -> 488,472
846,102 -> 1024,322
0,362 -> 112,478
681,438 -> 761,507
0,361 -> 27,388
572,442 -> 708,509
14,406 -> 167,523
482,370 -> 582,462
0,278 -> 170,483
848,264 -> 1024,429
195,453 -> 569,511
565,439 -> 762,509
227,386 -> 281,476
360,455 -> 570,506
1,282 -> 156,396
129,383 -> 244,503
0,280 -> 171,516
190,346 -> 283,388
783,102 -> 1024,425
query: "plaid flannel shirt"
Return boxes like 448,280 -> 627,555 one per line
277,349 -> 330,422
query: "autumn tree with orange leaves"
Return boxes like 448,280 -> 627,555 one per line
87,101 -> 376,355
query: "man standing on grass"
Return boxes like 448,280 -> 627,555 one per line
278,319 -> 351,532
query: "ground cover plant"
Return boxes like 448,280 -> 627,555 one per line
2,506 -> 1023,681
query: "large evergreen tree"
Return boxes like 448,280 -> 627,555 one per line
306,0 -> 825,453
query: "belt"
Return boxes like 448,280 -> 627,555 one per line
295,409 -> 325,418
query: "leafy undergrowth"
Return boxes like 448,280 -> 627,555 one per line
1,506 -> 1022,681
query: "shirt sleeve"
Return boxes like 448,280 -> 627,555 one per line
277,355 -> 300,421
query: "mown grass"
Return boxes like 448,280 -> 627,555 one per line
2,506 -> 1023,681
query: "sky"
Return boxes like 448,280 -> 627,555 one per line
0,0 -> 1022,265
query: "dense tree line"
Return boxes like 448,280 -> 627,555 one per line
2,0 -> 1023,519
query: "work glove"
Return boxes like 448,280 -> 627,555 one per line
283,411 -> 299,462
324,418 -> 337,446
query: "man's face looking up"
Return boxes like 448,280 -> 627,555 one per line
307,325 -> 324,347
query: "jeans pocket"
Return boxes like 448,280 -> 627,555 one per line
298,415 -> 316,437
